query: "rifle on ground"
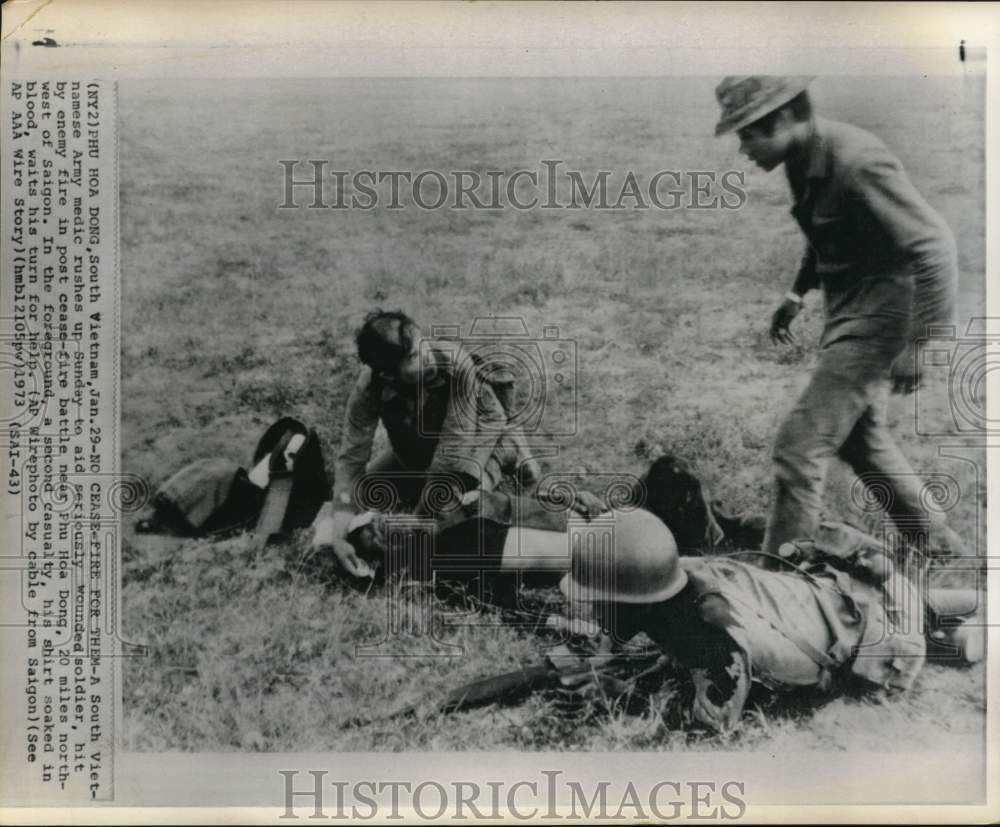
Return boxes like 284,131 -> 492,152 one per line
343,648 -> 668,730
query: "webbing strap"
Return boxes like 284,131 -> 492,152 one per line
713,552 -> 843,670
722,590 -> 840,671
252,474 -> 293,550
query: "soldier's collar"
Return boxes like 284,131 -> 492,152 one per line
800,118 -> 831,179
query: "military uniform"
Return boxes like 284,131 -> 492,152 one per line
675,553 -> 924,694
332,342 -> 527,511
554,486 -> 930,731
760,115 -> 959,556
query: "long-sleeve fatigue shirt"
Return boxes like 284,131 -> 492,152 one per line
672,555 -> 925,693
332,345 -> 510,509
786,117 -> 957,352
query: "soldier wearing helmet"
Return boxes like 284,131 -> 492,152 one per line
560,507 -> 927,733
713,76 -> 967,561
344,485 -> 977,731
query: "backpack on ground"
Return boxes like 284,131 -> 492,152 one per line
135,416 -> 331,542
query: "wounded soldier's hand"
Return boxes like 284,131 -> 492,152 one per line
548,671 -> 631,718
331,538 -> 376,579
690,652 -> 750,733
311,511 -> 375,579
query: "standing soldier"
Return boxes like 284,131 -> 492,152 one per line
713,76 -> 966,559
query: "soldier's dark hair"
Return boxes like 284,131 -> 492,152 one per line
744,90 -> 813,136
355,309 -> 418,370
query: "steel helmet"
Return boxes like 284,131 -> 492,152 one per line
559,508 -> 687,604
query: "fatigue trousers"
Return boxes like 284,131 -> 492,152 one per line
762,341 -> 965,558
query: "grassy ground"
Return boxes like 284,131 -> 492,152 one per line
120,76 -> 986,752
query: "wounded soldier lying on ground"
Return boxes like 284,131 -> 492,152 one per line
313,452 -> 766,584
342,488 -> 981,734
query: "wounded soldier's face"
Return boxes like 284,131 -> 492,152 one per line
346,511 -> 437,573
345,512 -> 389,566
351,523 -> 381,559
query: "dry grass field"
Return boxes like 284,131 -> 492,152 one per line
119,75 -> 986,754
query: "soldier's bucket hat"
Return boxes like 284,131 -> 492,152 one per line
714,75 -> 814,136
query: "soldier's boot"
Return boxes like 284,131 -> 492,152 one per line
926,587 -> 984,665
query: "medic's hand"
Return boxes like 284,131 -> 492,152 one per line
571,490 -> 611,520
416,474 -> 469,518
889,342 -> 921,395
770,299 -> 801,345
